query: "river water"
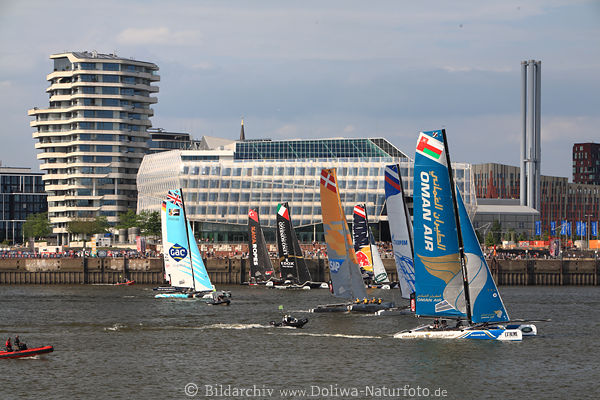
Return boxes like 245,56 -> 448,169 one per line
0,285 -> 597,399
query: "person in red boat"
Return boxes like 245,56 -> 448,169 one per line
5,337 -> 12,352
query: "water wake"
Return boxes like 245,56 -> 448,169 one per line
276,332 -> 382,339
198,323 -> 269,330
104,323 -> 127,331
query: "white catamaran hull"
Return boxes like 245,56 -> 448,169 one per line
507,324 -> 537,336
394,327 -> 522,341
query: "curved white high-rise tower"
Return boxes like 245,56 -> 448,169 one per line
28,51 -> 159,245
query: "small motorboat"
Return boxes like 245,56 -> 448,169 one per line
114,280 -> 135,286
205,291 -> 231,306
269,315 -> 308,329
0,345 -> 54,359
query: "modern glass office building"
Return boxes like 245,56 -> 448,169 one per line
0,167 -> 47,244
28,51 -> 159,245
137,137 -> 477,242
148,128 -> 194,153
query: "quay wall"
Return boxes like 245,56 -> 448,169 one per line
0,258 -> 598,286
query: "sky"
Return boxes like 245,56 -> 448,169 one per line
1,0 -> 599,179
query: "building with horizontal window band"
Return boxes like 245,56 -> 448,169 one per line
137,137 -> 476,243
28,51 -> 159,245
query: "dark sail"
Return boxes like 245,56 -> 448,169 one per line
353,204 -> 371,252
248,208 -> 274,281
353,204 -> 373,275
276,203 -> 312,284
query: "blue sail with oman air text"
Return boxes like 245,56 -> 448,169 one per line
413,130 -> 465,318
413,130 -> 509,322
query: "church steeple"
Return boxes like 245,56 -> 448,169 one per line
239,118 -> 245,141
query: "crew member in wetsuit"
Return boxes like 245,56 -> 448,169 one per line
5,337 -> 12,352
14,336 -> 20,350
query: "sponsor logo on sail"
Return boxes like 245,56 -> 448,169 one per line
169,243 -> 188,262
168,208 -> 180,216
420,171 -> 434,251
329,259 -> 342,273
278,221 -> 289,256
250,226 -> 258,266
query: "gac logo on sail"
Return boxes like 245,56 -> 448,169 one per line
169,244 -> 188,262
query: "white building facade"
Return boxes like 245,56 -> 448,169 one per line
137,137 -> 477,243
29,51 -> 159,245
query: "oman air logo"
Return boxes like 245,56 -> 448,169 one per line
169,243 -> 188,262
329,259 -> 343,273
416,132 -> 444,162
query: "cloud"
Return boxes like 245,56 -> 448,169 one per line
275,124 -> 300,137
116,27 -> 202,46
541,116 -> 600,143
343,125 -> 355,133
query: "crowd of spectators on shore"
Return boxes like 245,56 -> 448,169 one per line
3,242 -> 597,260
0,249 -> 157,259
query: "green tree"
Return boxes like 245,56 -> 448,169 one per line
117,210 -> 139,229
485,231 -> 495,247
508,228 -> 516,242
542,231 -> 549,241
139,211 -> 161,238
490,220 -> 502,245
22,212 -> 52,240
475,230 -> 483,244
67,216 -> 110,248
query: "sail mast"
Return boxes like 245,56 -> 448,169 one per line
441,130 -> 472,323
179,187 -> 196,290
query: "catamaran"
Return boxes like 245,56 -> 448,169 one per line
246,207 -> 278,286
155,189 -> 228,303
395,130 -> 534,341
352,204 -> 390,288
274,202 -> 327,289
311,168 -> 394,313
